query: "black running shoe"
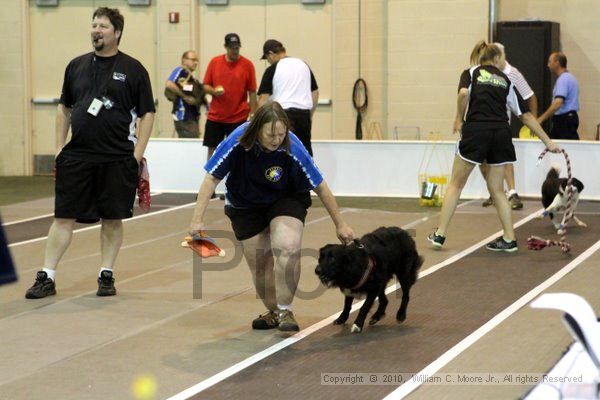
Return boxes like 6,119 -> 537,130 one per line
97,270 -> 117,296
427,230 -> 446,249
482,196 -> 494,207
485,237 -> 518,253
25,271 -> 56,299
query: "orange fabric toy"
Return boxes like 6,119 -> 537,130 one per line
181,231 -> 226,258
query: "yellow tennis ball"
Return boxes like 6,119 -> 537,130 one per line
519,125 -> 532,138
132,375 -> 157,400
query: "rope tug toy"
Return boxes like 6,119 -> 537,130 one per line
527,149 -> 573,253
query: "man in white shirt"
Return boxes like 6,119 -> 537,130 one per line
481,43 -> 538,210
257,39 -> 318,156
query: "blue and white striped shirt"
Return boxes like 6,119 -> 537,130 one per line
205,122 -> 323,208
167,66 -> 199,121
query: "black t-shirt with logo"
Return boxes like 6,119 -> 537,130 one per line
59,51 -> 155,162
458,65 -> 529,125
204,122 -> 323,209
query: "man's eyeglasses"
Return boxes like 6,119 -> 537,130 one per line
185,57 -> 198,62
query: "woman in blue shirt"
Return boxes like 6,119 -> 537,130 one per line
189,102 -> 354,332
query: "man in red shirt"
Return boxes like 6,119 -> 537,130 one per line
203,33 -> 258,161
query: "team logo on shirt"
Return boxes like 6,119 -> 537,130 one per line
113,72 -> 126,82
265,166 -> 283,182
477,70 -> 507,88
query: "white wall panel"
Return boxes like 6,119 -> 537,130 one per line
145,139 -> 600,200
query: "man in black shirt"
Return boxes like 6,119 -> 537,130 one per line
25,7 -> 155,299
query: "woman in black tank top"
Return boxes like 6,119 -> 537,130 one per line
427,42 -> 560,252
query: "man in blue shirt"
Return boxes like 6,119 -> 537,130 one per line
538,52 -> 580,140
165,50 -> 202,138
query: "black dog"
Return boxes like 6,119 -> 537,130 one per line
541,166 -> 586,233
315,227 -> 423,333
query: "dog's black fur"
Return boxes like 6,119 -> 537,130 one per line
541,166 -> 586,231
315,227 -> 423,333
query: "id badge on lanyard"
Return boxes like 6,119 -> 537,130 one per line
87,55 -> 118,117
87,98 -> 104,116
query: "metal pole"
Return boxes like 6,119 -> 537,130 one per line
489,0 -> 498,42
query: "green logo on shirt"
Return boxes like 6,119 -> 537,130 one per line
477,69 -> 507,88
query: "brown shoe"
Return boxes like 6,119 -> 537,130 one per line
508,193 -> 523,210
278,310 -> 300,332
252,310 -> 279,330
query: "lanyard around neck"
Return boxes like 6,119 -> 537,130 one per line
91,53 -> 119,97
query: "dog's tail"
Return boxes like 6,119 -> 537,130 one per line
546,164 -> 560,180
407,254 -> 424,287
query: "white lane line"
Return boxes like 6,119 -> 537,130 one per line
6,210 -> 353,322
0,209 -> 361,382
4,197 -> 475,246
418,210 -> 540,279
8,202 -> 198,248
401,199 -> 479,230
2,213 -> 54,226
0,285 -> 253,388
457,198 -> 484,208
16,207 -> 342,288
383,239 -> 600,400
5,259 -> 191,322
16,212 -> 230,274
18,230 -> 188,275
165,207 -> 538,400
1,193 -> 165,226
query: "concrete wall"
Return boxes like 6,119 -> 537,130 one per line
0,1 -> 30,175
386,0 -> 488,140
156,0 -> 197,138
499,0 -> 600,140
2,0 -> 598,176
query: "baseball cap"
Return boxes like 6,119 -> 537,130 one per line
224,33 -> 241,48
261,39 -> 284,60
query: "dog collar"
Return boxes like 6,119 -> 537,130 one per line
351,255 -> 377,290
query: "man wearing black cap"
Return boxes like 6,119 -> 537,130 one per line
203,33 -> 257,161
258,39 -> 319,156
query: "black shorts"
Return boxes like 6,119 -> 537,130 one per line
457,123 -> 516,165
54,154 -> 139,223
203,119 -> 246,148
224,193 -> 312,241
550,112 -> 579,140
285,108 -> 313,156
175,119 -> 200,139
